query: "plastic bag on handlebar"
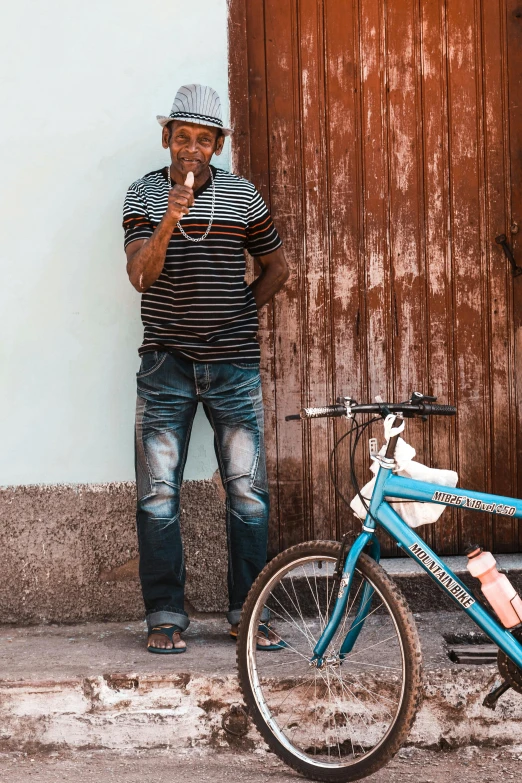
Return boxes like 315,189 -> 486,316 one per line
350,417 -> 458,528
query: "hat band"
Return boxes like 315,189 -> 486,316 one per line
168,110 -> 224,127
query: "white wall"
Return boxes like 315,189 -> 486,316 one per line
0,0 -> 230,484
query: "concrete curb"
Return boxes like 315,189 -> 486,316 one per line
0,672 -> 247,753
1,612 -> 521,754
0,666 -> 521,753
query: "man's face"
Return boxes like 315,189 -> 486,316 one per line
162,120 -> 224,179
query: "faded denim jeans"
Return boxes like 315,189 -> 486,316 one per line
135,351 -> 269,631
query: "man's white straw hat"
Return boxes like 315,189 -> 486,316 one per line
157,84 -> 232,136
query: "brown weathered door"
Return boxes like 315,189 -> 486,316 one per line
229,0 -> 522,555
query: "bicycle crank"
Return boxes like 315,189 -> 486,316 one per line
483,628 -> 522,710
497,628 -> 522,694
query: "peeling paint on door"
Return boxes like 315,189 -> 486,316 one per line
229,0 -> 522,554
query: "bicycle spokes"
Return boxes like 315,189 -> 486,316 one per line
245,554 -> 406,766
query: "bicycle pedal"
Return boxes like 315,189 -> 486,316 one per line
482,679 -> 511,710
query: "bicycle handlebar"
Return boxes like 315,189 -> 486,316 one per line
285,402 -> 456,421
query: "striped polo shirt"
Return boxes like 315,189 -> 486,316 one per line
123,165 -> 282,363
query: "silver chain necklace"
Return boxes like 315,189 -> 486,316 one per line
167,165 -> 216,243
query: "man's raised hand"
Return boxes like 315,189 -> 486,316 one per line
166,170 -> 195,223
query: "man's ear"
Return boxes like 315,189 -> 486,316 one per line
214,134 -> 225,156
161,126 -> 170,149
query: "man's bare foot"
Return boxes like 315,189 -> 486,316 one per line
147,624 -> 186,651
230,623 -> 282,647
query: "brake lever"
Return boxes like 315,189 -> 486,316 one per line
375,395 -> 392,417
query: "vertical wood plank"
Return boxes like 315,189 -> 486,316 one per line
297,0 -> 335,541
359,1 -> 394,418
242,0 -> 282,557
324,0 -> 366,541
228,0 -> 251,178
447,0 -> 490,550
245,0 -> 270,202
482,0 -> 516,552
359,0 -> 396,555
420,0 -> 458,554
386,0 -> 427,414
506,0 -> 522,552
385,0 -> 432,552
264,0 -> 307,549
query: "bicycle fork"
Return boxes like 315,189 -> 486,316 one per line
311,532 -> 381,666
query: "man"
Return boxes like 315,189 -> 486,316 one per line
123,84 -> 288,653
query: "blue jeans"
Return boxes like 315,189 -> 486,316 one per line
135,351 -> 269,631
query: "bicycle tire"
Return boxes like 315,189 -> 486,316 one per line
237,540 -> 423,782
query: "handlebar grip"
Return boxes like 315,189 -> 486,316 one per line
423,404 -> 456,416
301,404 -> 346,419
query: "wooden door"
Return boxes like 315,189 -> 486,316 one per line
229,0 -> 522,555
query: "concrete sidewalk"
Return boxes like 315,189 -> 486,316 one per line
1,610 -> 521,754
1,745 -> 522,783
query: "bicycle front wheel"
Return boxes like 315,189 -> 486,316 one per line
237,540 -> 422,782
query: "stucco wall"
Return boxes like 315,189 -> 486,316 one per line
1,0 -> 230,486
0,481 -> 229,622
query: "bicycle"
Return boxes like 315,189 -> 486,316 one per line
236,393 -> 522,782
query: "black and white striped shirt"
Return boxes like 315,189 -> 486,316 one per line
123,166 -> 282,363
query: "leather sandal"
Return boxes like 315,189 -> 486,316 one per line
229,622 -> 288,651
147,624 -> 186,654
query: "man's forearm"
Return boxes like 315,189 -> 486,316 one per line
127,216 -> 177,292
250,252 -> 289,310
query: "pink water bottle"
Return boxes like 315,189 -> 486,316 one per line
466,546 -> 522,629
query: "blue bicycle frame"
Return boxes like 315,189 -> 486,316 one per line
312,461 -> 522,670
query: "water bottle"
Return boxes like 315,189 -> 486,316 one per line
466,545 -> 522,629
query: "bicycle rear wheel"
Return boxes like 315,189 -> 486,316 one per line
237,540 -> 422,782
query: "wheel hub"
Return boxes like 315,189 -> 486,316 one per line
309,654 -> 341,671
